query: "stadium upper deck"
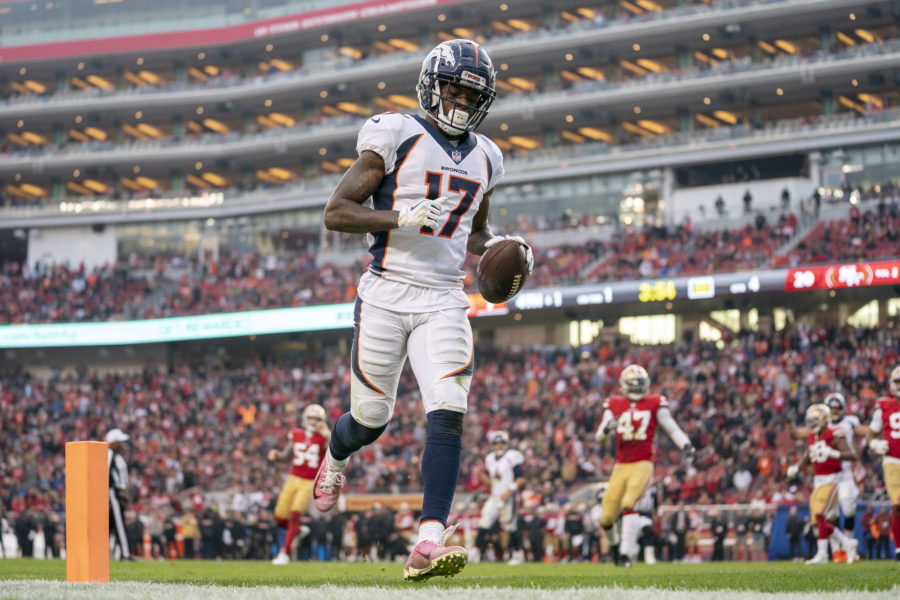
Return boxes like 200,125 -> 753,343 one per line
1,0 -> 898,227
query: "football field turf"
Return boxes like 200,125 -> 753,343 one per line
0,560 -> 898,600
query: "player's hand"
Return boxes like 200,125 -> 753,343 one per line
397,195 -> 450,229
786,464 -> 799,479
681,445 -> 696,465
485,235 -> 534,276
868,438 -> 889,455
602,418 -> 618,435
267,449 -> 278,462
826,447 -> 842,460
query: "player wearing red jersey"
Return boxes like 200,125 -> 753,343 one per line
268,404 -> 329,565
865,365 -> 900,562
786,403 -> 859,564
594,364 -> 694,567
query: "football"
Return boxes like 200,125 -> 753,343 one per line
476,239 -> 529,304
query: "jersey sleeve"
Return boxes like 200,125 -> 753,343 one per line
477,134 -> 505,192
869,407 -> 883,433
510,449 -> 525,466
356,113 -> 405,174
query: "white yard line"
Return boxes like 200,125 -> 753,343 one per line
2,583 -> 899,600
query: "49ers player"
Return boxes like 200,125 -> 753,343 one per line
268,404 -> 329,565
594,364 -> 694,567
865,365 -> 900,562
786,403 -> 859,564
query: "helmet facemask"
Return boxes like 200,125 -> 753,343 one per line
619,364 -> 650,401
416,39 -> 496,136
824,393 -> 845,423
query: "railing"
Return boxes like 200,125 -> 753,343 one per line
0,0 -> 800,110
3,107 -> 898,221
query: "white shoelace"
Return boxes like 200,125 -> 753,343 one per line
438,524 -> 458,546
320,468 -> 345,493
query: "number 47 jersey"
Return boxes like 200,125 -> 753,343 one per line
358,113 -> 504,290
604,394 -> 667,463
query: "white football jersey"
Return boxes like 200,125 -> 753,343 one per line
357,112 -> 504,292
834,414 -> 860,475
485,448 -> 523,497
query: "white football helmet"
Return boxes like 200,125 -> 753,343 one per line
890,365 -> 900,398
490,430 -> 509,448
619,364 -> 650,401
824,393 -> 845,423
302,404 -> 326,433
804,403 -> 830,434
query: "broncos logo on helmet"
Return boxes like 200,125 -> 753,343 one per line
619,364 -> 650,401
416,39 -> 496,135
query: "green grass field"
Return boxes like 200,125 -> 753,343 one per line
0,559 -> 898,598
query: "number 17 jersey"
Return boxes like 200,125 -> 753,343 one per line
605,394 -> 666,463
358,113 -> 504,293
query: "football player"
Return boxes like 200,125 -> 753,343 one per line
268,404 -> 329,565
594,364 -> 695,567
786,403 -> 859,564
788,392 -> 867,561
470,431 -> 526,565
315,38 -> 533,582
865,365 -> 900,562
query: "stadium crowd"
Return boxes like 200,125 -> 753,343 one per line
4,203 -> 900,325
1,321 -> 897,561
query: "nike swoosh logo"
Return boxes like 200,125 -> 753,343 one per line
409,199 -> 425,209
372,117 -> 381,123
416,550 -> 432,559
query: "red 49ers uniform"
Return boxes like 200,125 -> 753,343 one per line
806,426 -> 844,520
275,429 -> 329,520
872,396 -> 900,504
599,394 -> 666,526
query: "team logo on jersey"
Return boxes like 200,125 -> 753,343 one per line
451,149 -> 462,163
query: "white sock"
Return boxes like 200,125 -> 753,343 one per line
418,521 -> 444,544
325,447 -> 348,471
816,539 -> 829,556
829,527 -> 850,546
620,512 -> 640,559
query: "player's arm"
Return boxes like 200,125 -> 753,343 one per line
831,432 -> 857,461
267,440 -> 292,463
657,403 -> 692,452
787,421 -> 810,441
866,407 -> 889,455
787,450 -> 811,479
467,189 -> 495,256
594,405 -> 617,444
323,151 -> 396,233
468,189 -> 533,274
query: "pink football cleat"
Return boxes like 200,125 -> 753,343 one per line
312,457 -> 346,512
403,525 -> 468,582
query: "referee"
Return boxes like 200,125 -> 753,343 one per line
106,428 -> 133,560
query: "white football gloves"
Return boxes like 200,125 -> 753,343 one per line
485,235 -> 534,276
397,195 -> 450,229
786,464 -> 799,479
681,444 -> 696,465
868,438 -> 889,455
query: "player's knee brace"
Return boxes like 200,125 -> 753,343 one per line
330,413 -> 386,460
474,528 -> 487,549
427,377 -> 470,414
426,408 -> 463,444
843,514 -> 855,531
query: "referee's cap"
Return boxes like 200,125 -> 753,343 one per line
105,428 -> 130,443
